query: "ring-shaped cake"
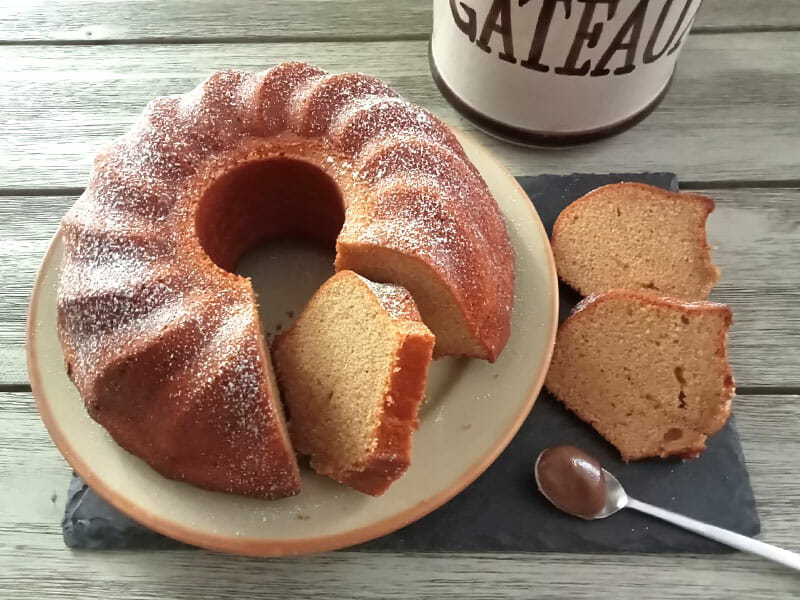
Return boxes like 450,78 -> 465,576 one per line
56,62 -> 514,498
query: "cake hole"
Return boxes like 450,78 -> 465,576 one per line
199,159 -> 344,343
640,281 -> 659,290
681,315 -> 690,325
677,390 -> 687,409
196,158 -> 345,273
674,366 -> 687,386
663,427 -> 683,442
616,207 -> 622,217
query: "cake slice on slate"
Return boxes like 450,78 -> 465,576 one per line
272,270 -> 434,495
545,290 -> 735,461
551,183 -> 720,300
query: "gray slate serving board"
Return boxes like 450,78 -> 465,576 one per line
62,173 -> 759,552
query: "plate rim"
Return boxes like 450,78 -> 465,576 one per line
26,129 -> 558,556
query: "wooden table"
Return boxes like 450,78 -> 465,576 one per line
2,1 -> 799,597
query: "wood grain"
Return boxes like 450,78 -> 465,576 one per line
697,0 -> 800,31
1,0 -> 797,43
703,187 -> 800,388
1,0 -> 432,43
2,391 -> 799,599
2,188 -> 798,387
2,31 -> 800,189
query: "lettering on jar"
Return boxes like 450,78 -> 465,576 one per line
448,0 -> 698,78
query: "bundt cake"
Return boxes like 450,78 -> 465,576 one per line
272,270 -> 434,496
545,290 -> 734,461
57,62 -> 514,498
552,183 -> 719,300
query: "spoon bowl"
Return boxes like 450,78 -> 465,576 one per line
533,447 -> 622,520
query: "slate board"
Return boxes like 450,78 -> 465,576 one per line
62,173 -> 760,553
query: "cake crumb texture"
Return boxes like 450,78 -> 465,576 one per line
552,182 -> 719,300
545,290 -> 735,461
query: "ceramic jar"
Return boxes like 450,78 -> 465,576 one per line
430,0 -> 702,145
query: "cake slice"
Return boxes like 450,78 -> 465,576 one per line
272,270 -> 434,495
551,183 -> 720,300
545,290 -> 735,461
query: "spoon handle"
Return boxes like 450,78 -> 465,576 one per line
626,497 -> 800,571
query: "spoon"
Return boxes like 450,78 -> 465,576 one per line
535,446 -> 800,572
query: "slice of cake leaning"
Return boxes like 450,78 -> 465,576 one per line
272,270 -> 435,495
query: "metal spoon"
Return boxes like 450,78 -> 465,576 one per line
535,449 -> 800,572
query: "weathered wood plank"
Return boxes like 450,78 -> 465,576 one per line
1,32 -> 799,189
0,195 -> 68,387
2,391 -> 799,599
702,187 -> 800,389
697,0 -> 800,31
1,0 -> 797,43
0,0 -> 431,43
2,188 -> 798,387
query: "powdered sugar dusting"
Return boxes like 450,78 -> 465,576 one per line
346,183 -> 476,293
195,303 -> 299,497
332,97 -> 460,157
356,274 -> 418,321
354,138 -> 496,265
288,72 -> 399,136
111,72 -> 252,185
254,61 -> 326,134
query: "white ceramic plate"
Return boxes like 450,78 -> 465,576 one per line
27,130 -> 558,556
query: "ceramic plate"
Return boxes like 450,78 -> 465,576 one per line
27,130 -> 558,556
